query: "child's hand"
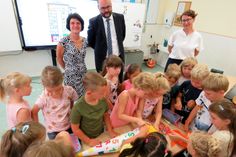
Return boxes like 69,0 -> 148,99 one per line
175,102 -> 182,110
108,130 -> 119,138
88,139 -> 101,147
153,122 -> 160,132
137,119 -> 146,126
187,100 -> 195,109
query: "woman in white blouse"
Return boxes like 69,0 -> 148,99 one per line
164,10 -> 203,72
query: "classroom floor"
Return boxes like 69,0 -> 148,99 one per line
0,63 -> 163,136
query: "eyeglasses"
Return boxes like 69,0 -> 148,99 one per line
100,5 -> 112,11
181,18 -> 192,23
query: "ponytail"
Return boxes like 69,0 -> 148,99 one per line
0,77 -> 6,101
101,58 -> 108,77
0,72 -> 31,102
0,130 -> 14,157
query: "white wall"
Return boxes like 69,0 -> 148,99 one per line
141,25 -> 236,76
1,0 -> 236,77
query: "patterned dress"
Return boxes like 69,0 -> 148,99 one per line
59,36 -> 87,98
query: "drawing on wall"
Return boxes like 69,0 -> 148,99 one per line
133,20 -> 141,28
133,34 -> 140,42
113,3 -> 145,47
123,5 -> 128,15
173,1 -> 191,26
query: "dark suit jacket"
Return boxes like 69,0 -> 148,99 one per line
87,12 -> 126,72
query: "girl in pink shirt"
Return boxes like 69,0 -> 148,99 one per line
0,72 -> 32,129
32,66 -> 78,139
110,72 -> 158,128
121,63 -> 141,91
143,73 -> 170,130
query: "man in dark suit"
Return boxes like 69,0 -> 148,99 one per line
87,0 -> 126,81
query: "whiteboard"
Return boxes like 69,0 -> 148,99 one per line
10,0 -> 145,50
0,0 -> 22,52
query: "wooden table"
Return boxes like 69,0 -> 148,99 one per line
79,119 -> 186,157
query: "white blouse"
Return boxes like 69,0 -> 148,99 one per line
168,29 -> 203,60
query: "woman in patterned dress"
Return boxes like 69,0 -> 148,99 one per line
56,13 -> 87,98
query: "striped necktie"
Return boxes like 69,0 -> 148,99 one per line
106,18 -> 112,56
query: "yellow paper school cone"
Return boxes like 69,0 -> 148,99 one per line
77,128 -> 140,156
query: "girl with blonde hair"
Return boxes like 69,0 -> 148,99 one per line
178,57 -> 198,86
0,72 -> 32,128
142,73 -> 170,130
110,72 -> 158,128
32,66 -> 78,139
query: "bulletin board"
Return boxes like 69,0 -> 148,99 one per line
173,1 -> 191,26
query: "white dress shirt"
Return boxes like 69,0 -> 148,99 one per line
102,15 -> 119,56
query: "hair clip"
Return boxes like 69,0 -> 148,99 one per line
219,105 -> 224,111
164,149 -> 168,157
21,124 -> 30,134
11,127 -> 16,132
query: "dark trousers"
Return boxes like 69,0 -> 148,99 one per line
164,58 -> 183,72
47,127 -> 73,140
